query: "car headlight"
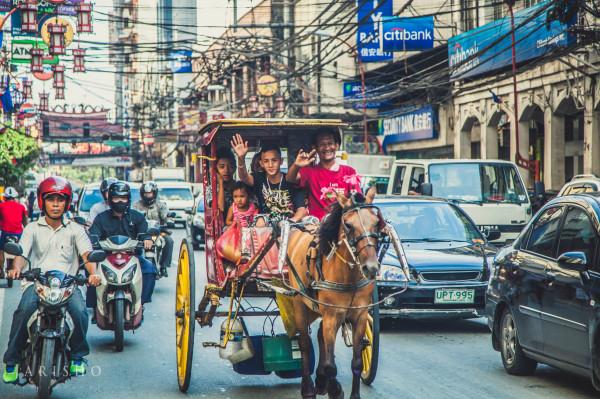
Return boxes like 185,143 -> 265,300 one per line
102,265 -> 118,284
121,264 -> 137,283
377,264 -> 407,282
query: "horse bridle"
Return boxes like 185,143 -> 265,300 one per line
339,204 -> 383,261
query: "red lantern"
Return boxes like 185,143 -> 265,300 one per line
73,48 -> 85,72
275,96 -> 285,113
22,79 -> 32,99
30,48 -> 44,73
39,92 -> 49,112
19,0 -> 38,33
248,96 -> 259,113
55,87 -> 65,100
76,2 -> 93,33
52,65 -> 65,88
48,23 -> 67,55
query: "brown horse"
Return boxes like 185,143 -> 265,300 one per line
287,192 -> 384,399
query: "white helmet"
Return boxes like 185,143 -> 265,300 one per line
4,187 -> 18,199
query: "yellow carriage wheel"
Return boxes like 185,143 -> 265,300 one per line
175,239 -> 196,392
361,286 -> 380,385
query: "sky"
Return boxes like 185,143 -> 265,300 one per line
21,0 -> 256,118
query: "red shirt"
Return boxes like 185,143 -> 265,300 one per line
299,164 -> 361,220
0,200 -> 27,234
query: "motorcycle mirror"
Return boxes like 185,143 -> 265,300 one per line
3,242 -> 23,256
87,250 -> 106,263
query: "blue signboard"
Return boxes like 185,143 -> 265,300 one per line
168,50 -> 193,73
381,16 -> 434,51
342,81 -> 388,109
379,105 -> 437,149
448,0 -> 576,80
357,0 -> 393,63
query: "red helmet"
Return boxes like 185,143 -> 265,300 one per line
37,176 -> 73,212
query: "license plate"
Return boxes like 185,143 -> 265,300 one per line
434,289 -> 475,304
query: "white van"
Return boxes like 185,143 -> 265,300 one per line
156,181 -> 194,227
386,159 -> 532,244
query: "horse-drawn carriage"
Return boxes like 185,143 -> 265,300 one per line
174,119 -> 407,398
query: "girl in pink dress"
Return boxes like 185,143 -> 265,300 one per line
225,182 -> 258,227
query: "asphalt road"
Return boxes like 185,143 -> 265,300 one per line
0,229 -> 598,398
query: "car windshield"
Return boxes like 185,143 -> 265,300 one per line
378,202 -> 483,242
79,188 -> 140,212
159,188 -> 193,201
197,199 -> 205,212
428,163 -> 528,204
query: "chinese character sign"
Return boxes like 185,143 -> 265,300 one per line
357,0 -> 393,63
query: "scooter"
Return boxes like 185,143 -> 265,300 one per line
3,241 -> 105,399
94,235 -> 147,352
0,235 -> 19,288
145,223 -> 164,278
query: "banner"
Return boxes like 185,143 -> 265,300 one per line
381,16 -> 434,51
448,0 -> 576,80
379,105 -> 437,149
356,0 -> 393,63
342,81 -> 387,109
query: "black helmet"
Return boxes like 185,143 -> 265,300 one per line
140,181 -> 158,206
107,181 -> 131,213
100,177 -> 118,198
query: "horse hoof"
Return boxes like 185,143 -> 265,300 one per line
315,375 -> 328,395
327,380 -> 344,399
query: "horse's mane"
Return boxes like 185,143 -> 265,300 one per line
318,193 -> 366,255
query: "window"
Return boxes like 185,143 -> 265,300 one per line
526,206 -> 564,258
391,166 -> 406,195
42,121 -> 49,137
557,207 -> 597,265
461,0 -> 479,31
565,183 -> 598,195
409,167 -> 425,194
83,122 -> 90,137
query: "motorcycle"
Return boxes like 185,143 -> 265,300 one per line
3,241 -> 105,399
93,234 -> 149,352
0,235 -> 20,288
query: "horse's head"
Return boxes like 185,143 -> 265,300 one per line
336,192 -> 385,280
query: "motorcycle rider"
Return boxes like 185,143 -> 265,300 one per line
88,177 -> 118,224
88,181 -> 156,306
133,181 -> 173,278
0,187 -> 28,275
2,177 -> 101,383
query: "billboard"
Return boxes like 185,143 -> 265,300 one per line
356,0 -> 393,63
381,16 -> 434,52
379,105 -> 437,149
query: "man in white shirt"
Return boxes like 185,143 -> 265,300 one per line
88,177 -> 117,224
2,177 -> 101,384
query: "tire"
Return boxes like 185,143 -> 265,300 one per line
500,309 -> 537,375
37,338 -> 55,399
114,299 -> 125,352
175,239 -> 196,393
361,286 -> 380,385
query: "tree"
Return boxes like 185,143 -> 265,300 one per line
0,127 -> 39,187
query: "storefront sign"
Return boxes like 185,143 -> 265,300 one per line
342,81 -> 386,109
0,1 -> 12,12
381,16 -> 434,51
357,0 -> 393,63
11,39 -> 59,65
448,0 -> 576,80
379,105 -> 437,149
168,50 -> 193,73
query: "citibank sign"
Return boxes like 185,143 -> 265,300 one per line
381,16 -> 434,52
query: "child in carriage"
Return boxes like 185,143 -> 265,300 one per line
225,182 -> 258,227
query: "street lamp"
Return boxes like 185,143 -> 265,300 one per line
52,64 -> 65,88
314,30 -> 369,154
55,87 -> 65,100
30,48 -> 44,73
73,48 -> 86,72
76,2 -> 93,33
39,92 -> 49,112
19,0 -> 38,33
48,22 -> 67,55
22,79 -> 32,99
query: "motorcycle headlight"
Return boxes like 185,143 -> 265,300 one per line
101,265 -> 118,284
377,264 -> 407,282
36,280 -> 68,305
121,264 -> 137,283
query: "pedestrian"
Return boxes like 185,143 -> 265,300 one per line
27,191 -> 35,220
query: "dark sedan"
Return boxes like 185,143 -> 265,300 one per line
487,193 -> 600,391
376,196 -> 497,319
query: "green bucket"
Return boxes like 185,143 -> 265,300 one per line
262,335 -> 302,372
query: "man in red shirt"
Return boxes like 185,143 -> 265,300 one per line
287,130 -> 362,220
0,187 -> 28,270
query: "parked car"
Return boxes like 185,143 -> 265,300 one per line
76,182 -> 140,222
557,174 -> 600,196
376,196 -> 497,319
186,196 -> 205,249
156,181 -> 194,228
487,193 -> 600,390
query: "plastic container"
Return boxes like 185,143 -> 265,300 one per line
275,335 -> 315,379
232,335 -> 272,375
262,334 -> 302,372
